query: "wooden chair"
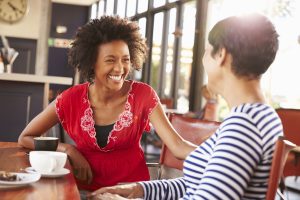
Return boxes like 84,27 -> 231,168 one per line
266,136 -> 296,200
276,108 -> 300,178
148,113 -> 220,179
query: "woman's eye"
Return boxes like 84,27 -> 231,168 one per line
105,59 -> 114,63
123,58 -> 130,63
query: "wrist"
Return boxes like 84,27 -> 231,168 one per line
58,143 -> 73,155
136,183 -> 145,198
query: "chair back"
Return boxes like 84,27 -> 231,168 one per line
276,108 -> 300,145
160,113 -> 220,170
266,136 -> 296,200
276,108 -> 300,177
160,98 -> 174,109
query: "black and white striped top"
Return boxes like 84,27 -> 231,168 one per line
140,103 -> 283,199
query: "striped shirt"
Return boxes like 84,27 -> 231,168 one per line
141,103 -> 283,199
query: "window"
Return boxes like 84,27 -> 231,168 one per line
153,0 -> 166,8
126,0 -> 136,17
138,0 -> 148,13
150,12 -> 164,92
91,0 -> 197,110
164,8 -> 176,97
106,0 -> 114,15
117,0 -> 126,17
177,1 -> 196,112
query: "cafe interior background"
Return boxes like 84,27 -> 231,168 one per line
0,0 -> 300,167
0,0 -> 300,198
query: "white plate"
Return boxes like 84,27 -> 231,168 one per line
25,167 -> 70,178
0,172 -> 41,186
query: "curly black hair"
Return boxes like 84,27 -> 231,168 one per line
68,15 -> 148,81
208,13 -> 279,80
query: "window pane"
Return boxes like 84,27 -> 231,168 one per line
151,13 -> 164,92
97,0 -> 105,17
164,8 -> 176,97
176,1 -> 196,112
90,3 -> 97,19
153,0 -> 166,8
126,0 -> 136,17
106,0 -> 114,15
138,17 -> 147,37
117,0 -> 126,17
138,0 -> 148,13
132,17 -> 147,81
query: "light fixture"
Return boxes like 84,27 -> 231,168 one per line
56,25 -> 67,34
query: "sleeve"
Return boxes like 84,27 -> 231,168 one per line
55,88 -> 72,125
139,83 -> 160,132
55,92 -> 65,124
188,115 -> 262,199
139,177 -> 186,200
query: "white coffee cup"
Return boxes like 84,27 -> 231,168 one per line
29,151 -> 67,173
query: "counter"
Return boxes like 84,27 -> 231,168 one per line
0,73 -> 73,141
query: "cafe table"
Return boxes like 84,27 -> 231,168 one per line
0,142 -> 80,200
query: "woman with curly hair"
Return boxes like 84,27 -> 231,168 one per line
18,15 -> 196,191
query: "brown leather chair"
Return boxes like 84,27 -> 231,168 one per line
276,108 -> 300,177
266,136 -> 296,200
160,98 -> 174,109
148,113 -> 220,179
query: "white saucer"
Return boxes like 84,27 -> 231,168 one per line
25,167 -> 70,178
0,172 -> 41,189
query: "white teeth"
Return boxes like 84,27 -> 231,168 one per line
109,75 -> 122,81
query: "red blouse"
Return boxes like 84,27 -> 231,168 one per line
55,80 -> 159,191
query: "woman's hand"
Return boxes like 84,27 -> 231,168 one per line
65,145 -> 93,184
88,183 -> 144,199
90,193 -> 128,200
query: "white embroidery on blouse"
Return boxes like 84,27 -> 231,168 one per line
113,101 -> 133,131
55,94 -> 63,123
80,108 -> 95,137
83,97 -> 88,104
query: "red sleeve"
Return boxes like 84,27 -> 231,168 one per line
138,83 -> 160,132
55,90 -> 68,125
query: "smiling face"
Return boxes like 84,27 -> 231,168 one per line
94,40 -> 131,92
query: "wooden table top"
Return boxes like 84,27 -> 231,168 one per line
0,142 -> 80,200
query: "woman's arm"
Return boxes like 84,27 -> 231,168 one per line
149,103 -> 197,160
18,101 -> 59,149
18,100 -> 76,157
18,101 -> 93,184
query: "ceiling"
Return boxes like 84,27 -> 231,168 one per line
52,0 -> 98,6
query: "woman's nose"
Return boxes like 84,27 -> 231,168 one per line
113,60 -> 124,72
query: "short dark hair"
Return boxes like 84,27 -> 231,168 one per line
68,15 -> 148,81
208,13 -> 279,79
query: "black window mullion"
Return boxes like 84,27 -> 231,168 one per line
189,0 -> 208,111
104,0 -> 107,14
125,0 -> 128,17
114,0 -> 118,15
171,2 -> 183,108
143,14 -> 154,84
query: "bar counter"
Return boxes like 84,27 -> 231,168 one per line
0,73 -> 73,141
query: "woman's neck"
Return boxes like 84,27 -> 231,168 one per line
221,77 -> 266,109
89,80 -> 129,105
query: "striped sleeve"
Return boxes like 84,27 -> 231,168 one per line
187,114 -> 263,199
139,178 -> 186,200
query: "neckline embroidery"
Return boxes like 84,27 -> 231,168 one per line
81,81 -> 134,151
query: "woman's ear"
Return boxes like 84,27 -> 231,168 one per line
215,47 -> 226,66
